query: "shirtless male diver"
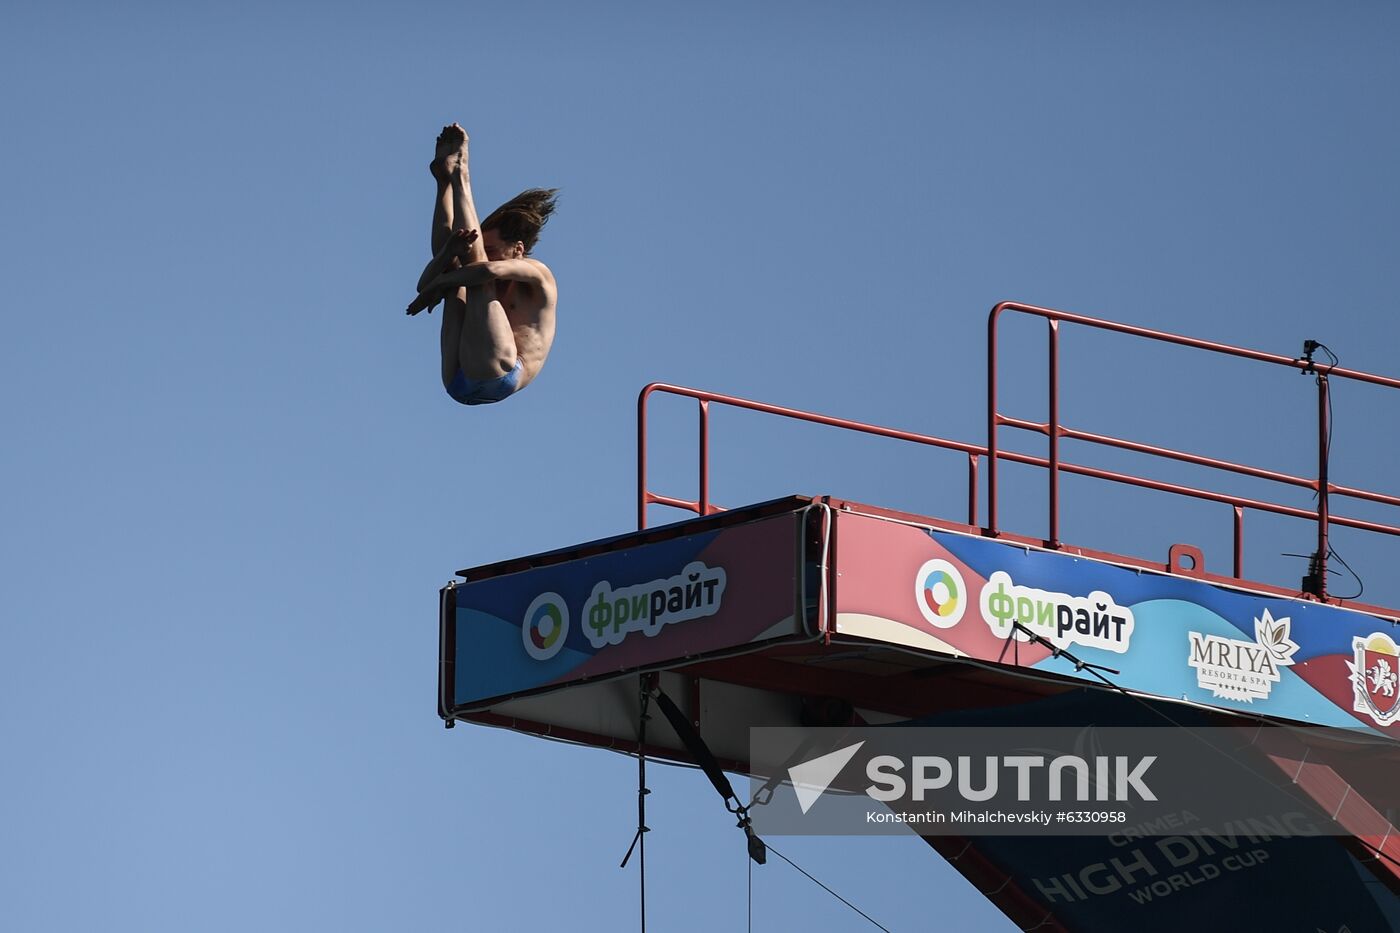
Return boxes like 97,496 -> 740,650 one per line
407,124 -> 558,406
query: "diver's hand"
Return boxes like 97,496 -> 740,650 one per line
406,286 -> 445,316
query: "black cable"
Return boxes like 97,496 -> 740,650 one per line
1311,344 -> 1371,601
762,841 -> 894,932
639,744 -> 646,933
1317,342 -> 1338,465
1315,344 -> 1337,495
1293,343 -> 1374,602
1303,342 -> 1337,501
619,677 -> 653,932
651,688 -> 738,806
1329,544 -> 1364,600
1281,550 -> 1347,600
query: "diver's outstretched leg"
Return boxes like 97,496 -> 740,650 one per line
433,125 -> 473,386
447,125 -> 487,265
429,124 -> 462,255
449,129 -> 515,380
437,125 -> 513,386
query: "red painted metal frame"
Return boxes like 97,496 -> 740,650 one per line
987,301 -> 1400,598
636,384 -> 985,529
638,302 -> 1400,614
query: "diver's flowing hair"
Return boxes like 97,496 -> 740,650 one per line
482,188 -> 559,255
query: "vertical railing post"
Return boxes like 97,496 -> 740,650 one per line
1315,373 -> 1331,598
1233,506 -> 1244,579
987,307 -> 1002,535
967,454 -> 979,527
698,399 -> 711,517
1048,319 -> 1061,548
638,387 -> 650,530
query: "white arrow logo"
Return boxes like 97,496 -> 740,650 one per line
788,742 -> 865,814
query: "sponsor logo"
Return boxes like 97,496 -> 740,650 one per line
1348,632 -> 1400,726
979,570 -> 1135,653
1187,609 -> 1298,703
522,592 -> 570,661
583,561 -> 727,649
914,559 -> 967,629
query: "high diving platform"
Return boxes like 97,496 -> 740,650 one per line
439,303 -> 1400,932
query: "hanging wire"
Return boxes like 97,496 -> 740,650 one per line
1318,348 -> 1355,603
1300,341 -> 1339,490
748,848 -> 753,933
1282,548 -> 1365,600
1328,544 -> 1364,600
1296,341 -> 1371,600
761,841 -> 894,932
1315,342 -> 1338,465
619,676 -> 653,932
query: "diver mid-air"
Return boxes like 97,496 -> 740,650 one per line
407,123 -> 558,406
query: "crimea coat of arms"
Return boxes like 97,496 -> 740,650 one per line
1348,632 -> 1400,727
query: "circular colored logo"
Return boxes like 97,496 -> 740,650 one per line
522,592 -> 570,661
914,559 -> 967,629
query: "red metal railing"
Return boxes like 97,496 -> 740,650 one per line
638,302 -> 1400,608
636,385 -> 986,528
987,301 -> 1400,598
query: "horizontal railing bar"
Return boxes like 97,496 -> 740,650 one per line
646,493 -> 702,515
1330,483 -> 1400,509
642,493 -> 728,515
994,302 -> 1400,391
1002,419 -> 1400,510
1332,514 -> 1400,537
995,449 -> 1314,518
1000,416 -> 1319,491
994,448 -> 1400,537
642,383 -> 984,456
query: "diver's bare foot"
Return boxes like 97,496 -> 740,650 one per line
429,127 -> 448,181
451,123 -> 470,175
430,123 -> 468,181
430,124 -> 467,181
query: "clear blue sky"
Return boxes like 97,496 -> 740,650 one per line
4,1 -> 1399,930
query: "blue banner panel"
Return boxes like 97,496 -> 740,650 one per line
453,511 -> 805,707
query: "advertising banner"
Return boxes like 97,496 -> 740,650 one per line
833,512 -> 1400,736
452,510 -> 806,708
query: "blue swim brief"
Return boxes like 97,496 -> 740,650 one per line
446,359 -> 524,406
